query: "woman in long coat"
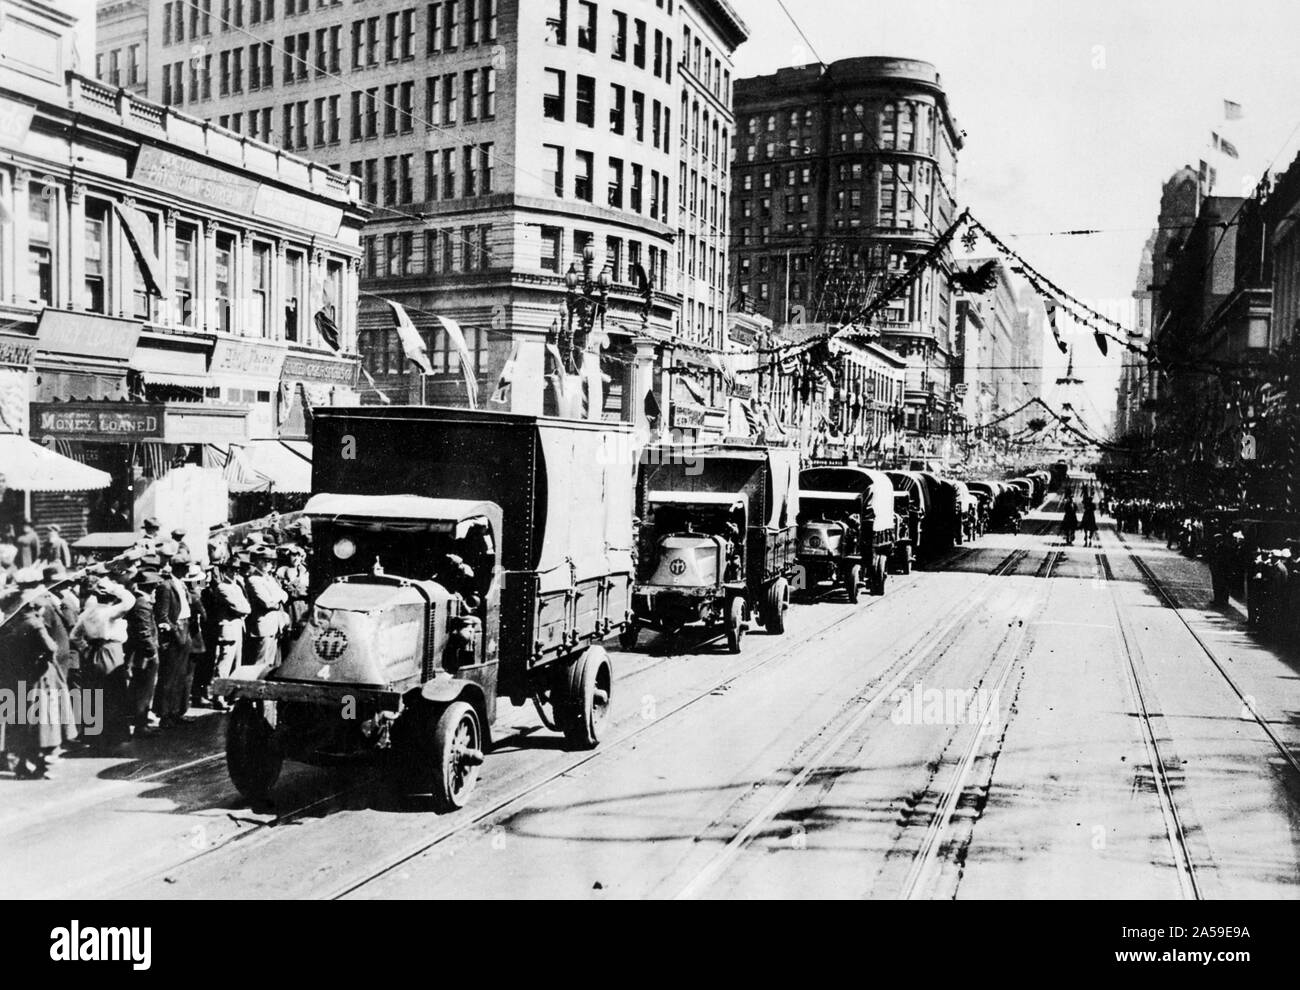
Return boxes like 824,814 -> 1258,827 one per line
1081,497 -> 1099,548
5,588 -> 76,778
1062,499 -> 1079,546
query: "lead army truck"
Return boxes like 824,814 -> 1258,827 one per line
213,407 -> 636,811
623,444 -> 800,652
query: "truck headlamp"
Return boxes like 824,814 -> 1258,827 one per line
333,537 -> 357,561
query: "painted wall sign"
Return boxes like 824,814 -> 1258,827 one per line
210,337 -> 285,380
35,311 -> 141,362
32,402 -> 164,440
0,97 -> 35,149
280,353 -> 358,387
133,146 -> 260,213
0,332 -> 37,368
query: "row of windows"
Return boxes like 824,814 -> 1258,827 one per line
94,46 -> 144,88
542,71 -> 670,154
677,165 -> 725,229
15,177 -> 345,342
163,0 -> 359,47
682,96 -> 729,173
680,21 -> 730,105
740,101 -> 937,157
540,145 -> 669,223
348,143 -> 496,205
361,322 -> 488,377
361,225 -> 492,280
544,0 -> 672,82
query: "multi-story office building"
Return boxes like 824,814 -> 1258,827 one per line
95,0 -> 148,94
101,0 -> 749,429
5,0 -> 366,537
730,57 -> 964,440
951,257 -> 1028,433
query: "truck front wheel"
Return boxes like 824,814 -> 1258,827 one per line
226,700 -> 283,803
556,646 -> 613,749
725,596 -> 746,653
844,563 -> 862,603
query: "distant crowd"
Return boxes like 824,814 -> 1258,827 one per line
0,514 -> 311,780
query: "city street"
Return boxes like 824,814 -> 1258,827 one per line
4,498 -> 1297,900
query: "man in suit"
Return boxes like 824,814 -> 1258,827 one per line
15,520 -> 40,569
153,560 -> 193,728
209,557 -> 251,711
246,547 -> 289,667
125,569 -> 163,739
42,525 -> 72,569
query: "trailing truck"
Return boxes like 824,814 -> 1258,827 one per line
213,407 -> 635,812
795,467 -> 901,602
624,444 -> 800,652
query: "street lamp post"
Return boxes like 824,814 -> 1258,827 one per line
561,244 -> 612,375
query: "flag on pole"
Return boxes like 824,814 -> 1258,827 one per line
1224,100 -> 1244,121
491,339 -> 521,405
358,366 -> 392,404
1044,297 -> 1068,355
433,315 -> 479,410
386,300 -> 433,375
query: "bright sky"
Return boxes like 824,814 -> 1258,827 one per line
727,0 -> 1300,433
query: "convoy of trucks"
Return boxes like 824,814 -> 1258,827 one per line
214,402 -> 1038,812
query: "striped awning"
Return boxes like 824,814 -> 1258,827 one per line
0,433 -> 112,492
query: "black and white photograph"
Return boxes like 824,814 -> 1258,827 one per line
0,0 -> 1295,940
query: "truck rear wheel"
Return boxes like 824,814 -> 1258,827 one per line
725,596 -> 746,653
872,555 -> 889,596
844,563 -> 862,603
556,646 -> 613,749
764,578 -> 789,634
226,700 -> 283,803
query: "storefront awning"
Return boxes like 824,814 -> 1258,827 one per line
224,439 -> 313,494
140,371 -> 210,388
0,433 -> 112,491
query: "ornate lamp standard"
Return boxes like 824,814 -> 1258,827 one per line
561,245 -> 612,374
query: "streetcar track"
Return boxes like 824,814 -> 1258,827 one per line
1098,544 -> 1203,900
118,535 -> 958,896
899,550 -> 1059,900
671,522 -> 1055,900
1111,529 -> 1300,782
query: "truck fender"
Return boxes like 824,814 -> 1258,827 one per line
418,678 -> 492,747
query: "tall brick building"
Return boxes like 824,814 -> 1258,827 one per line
100,0 -> 748,428
730,56 -> 963,438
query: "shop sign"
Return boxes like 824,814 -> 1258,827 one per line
730,381 -> 753,400
281,353 -> 358,387
133,146 -> 260,214
31,402 -> 164,440
0,332 -> 37,368
211,338 -> 285,380
36,311 -> 140,362
672,403 -> 706,429
0,97 -> 34,149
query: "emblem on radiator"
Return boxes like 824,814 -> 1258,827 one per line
315,626 -> 349,663
669,558 -> 687,576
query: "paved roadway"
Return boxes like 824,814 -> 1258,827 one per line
4,498 -> 1299,899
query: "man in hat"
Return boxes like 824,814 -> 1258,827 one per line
136,516 -> 162,554
16,519 -> 40,569
209,557 -> 251,710
275,545 -> 310,637
42,524 -> 72,569
153,558 -> 194,728
126,569 -> 163,738
170,528 -> 193,568
182,564 -> 210,709
71,577 -> 136,748
246,547 -> 288,667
